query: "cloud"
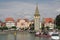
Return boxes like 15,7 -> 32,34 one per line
0,2 -> 35,21
0,1 -> 60,21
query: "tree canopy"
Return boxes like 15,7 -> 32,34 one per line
11,26 -> 17,29
55,14 -> 60,30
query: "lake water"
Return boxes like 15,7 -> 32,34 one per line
0,31 -> 51,40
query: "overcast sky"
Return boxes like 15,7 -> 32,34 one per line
0,0 -> 60,21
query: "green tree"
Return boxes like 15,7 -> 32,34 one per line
46,26 -> 50,30
0,27 -> 3,30
29,23 -> 34,30
41,23 -> 45,31
11,26 -> 17,29
3,26 -> 8,30
55,14 -> 60,30
41,26 -> 45,32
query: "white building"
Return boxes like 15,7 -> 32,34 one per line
44,18 -> 54,29
5,17 -> 15,28
16,19 -> 30,29
44,23 -> 54,29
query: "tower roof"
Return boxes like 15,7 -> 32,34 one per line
34,4 -> 40,16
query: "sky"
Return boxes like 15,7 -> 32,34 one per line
0,0 -> 60,21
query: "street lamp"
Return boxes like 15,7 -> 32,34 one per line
14,28 -> 17,40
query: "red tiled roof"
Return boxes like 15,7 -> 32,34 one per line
5,17 -> 14,22
17,18 -> 29,22
23,18 -> 29,22
17,19 -> 21,22
44,18 -> 54,23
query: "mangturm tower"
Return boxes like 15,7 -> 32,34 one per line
34,4 -> 40,31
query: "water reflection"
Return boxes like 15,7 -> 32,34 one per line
7,34 -> 14,40
0,32 -> 51,40
0,34 -> 7,40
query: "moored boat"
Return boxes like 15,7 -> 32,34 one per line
35,32 -> 51,38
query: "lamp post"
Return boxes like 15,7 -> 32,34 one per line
14,31 -> 16,40
14,27 -> 17,40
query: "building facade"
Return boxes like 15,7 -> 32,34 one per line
16,19 -> 30,29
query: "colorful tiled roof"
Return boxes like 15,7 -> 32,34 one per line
44,18 -> 54,23
24,18 -> 29,22
5,17 -> 14,21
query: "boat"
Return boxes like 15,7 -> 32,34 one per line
35,32 -> 51,38
35,32 -> 41,37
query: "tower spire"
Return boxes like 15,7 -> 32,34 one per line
34,4 -> 40,16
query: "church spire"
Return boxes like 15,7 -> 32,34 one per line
34,4 -> 40,16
